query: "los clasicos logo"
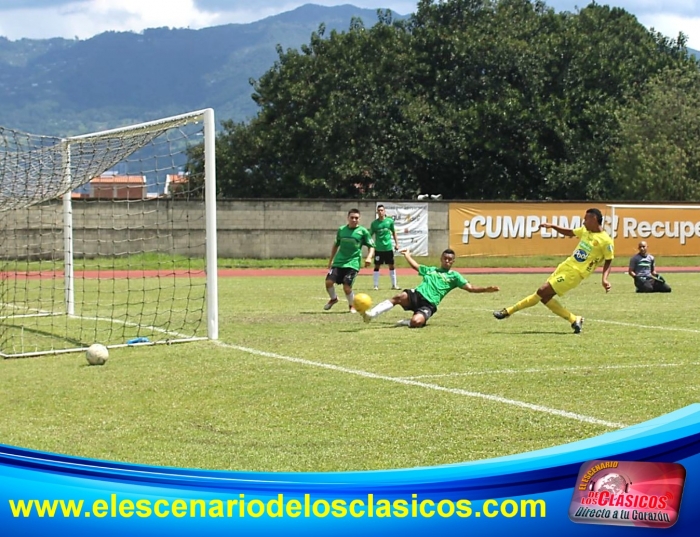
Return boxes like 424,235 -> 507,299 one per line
568,460 -> 685,529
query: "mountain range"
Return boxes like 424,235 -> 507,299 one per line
0,3 -> 696,137
0,4 -> 407,136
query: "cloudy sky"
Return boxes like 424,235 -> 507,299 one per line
0,1 -> 698,48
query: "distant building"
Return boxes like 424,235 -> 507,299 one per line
164,173 -> 188,197
89,175 -> 147,200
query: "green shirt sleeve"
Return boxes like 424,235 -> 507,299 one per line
363,227 -> 375,248
455,272 -> 468,287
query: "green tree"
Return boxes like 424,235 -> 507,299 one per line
195,1 -> 698,201
612,65 -> 700,200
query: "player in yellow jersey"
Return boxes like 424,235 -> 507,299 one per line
493,208 -> 614,333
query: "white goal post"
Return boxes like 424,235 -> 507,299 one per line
0,109 -> 218,358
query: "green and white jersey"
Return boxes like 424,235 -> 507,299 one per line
370,217 -> 395,252
333,225 -> 375,270
415,265 -> 468,306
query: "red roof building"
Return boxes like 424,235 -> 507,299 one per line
89,175 -> 147,200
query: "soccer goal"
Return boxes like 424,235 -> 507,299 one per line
0,109 -> 218,358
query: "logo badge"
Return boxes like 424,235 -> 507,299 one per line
569,460 -> 686,528
573,249 -> 589,262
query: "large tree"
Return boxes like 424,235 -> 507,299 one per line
612,65 -> 700,200
196,1 -> 697,200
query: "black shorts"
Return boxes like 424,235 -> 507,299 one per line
326,267 -> 358,286
374,250 -> 395,266
634,275 -> 672,293
402,289 -> 437,321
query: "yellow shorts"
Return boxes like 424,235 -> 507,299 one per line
547,264 -> 584,296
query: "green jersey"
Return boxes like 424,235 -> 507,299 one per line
415,265 -> 468,307
370,217 -> 396,252
333,225 -> 375,270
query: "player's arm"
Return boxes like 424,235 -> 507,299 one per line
390,221 -> 399,250
539,222 -> 575,237
365,245 -> 375,268
461,283 -> 500,293
650,256 -> 657,277
328,244 -> 338,270
364,230 -> 375,268
601,259 -> 613,292
628,258 -> 636,278
401,249 -> 420,272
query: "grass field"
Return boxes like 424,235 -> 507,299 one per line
1,269 -> 698,473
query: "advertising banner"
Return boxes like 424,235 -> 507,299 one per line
379,202 -> 429,256
449,203 -> 700,257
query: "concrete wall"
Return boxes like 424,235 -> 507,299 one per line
216,200 -> 450,258
1,199 -> 450,260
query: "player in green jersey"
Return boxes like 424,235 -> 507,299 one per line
324,208 -> 375,313
369,204 -> 400,290
362,249 -> 499,327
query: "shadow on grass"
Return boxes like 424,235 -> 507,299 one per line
515,330 -> 574,336
2,322 -> 88,353
300,311 -> 354,316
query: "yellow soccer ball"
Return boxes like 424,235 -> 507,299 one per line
353,293 -> 372,313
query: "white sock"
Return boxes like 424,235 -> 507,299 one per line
368,299 -> 395,318
390,269 -> 397,287
327,287 -> 337,300
373,271 -> 380,287
345,291 -> 354,306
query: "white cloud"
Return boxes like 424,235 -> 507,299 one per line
0,0 -> 218,40
637,13 -> 700,47
0,1 -> 698,49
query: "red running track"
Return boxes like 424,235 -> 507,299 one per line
3,266 -> 697,279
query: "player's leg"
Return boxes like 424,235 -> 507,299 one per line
373,256 -> 381,290
342,269 -> 359,312
323,269 -> 340,310
362,289 -> 408,322
407,305 -> 435,328
493,280 -> 547,319
386,250 -> 399,289
542,273 -> 583,333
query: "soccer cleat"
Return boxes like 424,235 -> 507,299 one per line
493,309 -> 510,320
391,286 -> 401,290
373,286 -> 379,291
394,319 -> 411,327
323,298 -> 339,311
362,312 -> 373,323
571,316 -> 584,334
349,306 -> 357,314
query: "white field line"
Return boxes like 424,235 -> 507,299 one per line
318,301 -> 700,335
444,306 -> 700,335
214,340 -> 626,429
401,362 -> 700,380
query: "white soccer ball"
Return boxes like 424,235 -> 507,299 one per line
86,343 -> 109,365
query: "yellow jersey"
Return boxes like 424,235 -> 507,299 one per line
561,226 -> 614,278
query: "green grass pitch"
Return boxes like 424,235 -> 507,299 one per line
0,271 -> 697,472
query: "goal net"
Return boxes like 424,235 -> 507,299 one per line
0,109 -> 218,358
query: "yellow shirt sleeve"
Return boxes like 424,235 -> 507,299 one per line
604,237 -> 615,260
